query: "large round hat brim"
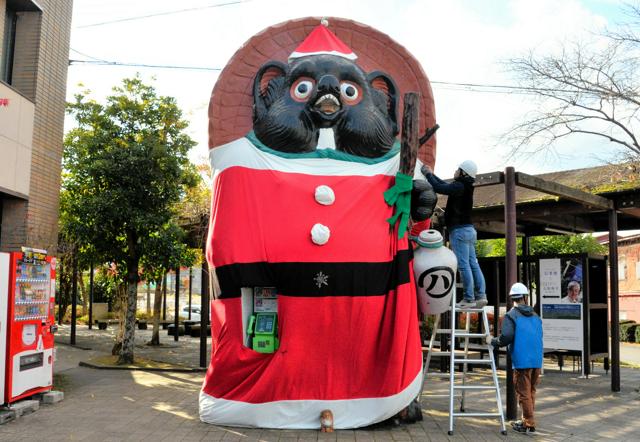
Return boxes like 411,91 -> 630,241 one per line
208,16 -> 436,167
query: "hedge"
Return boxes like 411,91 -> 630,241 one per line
620,321 -> 638,342
636,326 -> 640,344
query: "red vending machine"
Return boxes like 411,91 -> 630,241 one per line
4,248 -> 56,403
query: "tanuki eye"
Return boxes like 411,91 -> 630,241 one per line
340,82 -> 360,103
291,79 -> 314,100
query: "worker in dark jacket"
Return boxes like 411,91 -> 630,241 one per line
421,160 -> 487,308
490,282 -> 543,433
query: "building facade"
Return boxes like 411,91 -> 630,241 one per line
0,0 -> 73,253
617,235 -> 640,322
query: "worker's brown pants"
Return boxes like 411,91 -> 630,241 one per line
513,368 -> 541,428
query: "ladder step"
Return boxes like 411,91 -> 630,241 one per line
452,307 -> 486,313
452,412 -> 502,417
453,385 -> 497,390
430,351 -> 452,357
436,329 -> 488,338
425,372 -> 452,378
455,332 -> 487,338
453,358 -> 491,364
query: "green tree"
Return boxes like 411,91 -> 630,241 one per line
63,76 -> 197,364
478,234 -> 606,257
140,222 -> 197,346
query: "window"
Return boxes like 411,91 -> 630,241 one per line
636,260 -> 640,280
1,0 -> 42,86
1,6 -> 17,83
618,257 -> 626,280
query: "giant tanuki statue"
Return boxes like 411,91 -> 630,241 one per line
201,18 -> 438,429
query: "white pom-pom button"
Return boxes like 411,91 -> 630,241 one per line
311,223 -> 331,245
315,185 -> 335,205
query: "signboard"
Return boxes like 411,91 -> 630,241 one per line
539,258 -> 583,352
253,287 -> 277,313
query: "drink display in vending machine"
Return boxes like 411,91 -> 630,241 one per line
2,248 -> 57,404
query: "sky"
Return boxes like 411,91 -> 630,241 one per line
66,0 -> 631,177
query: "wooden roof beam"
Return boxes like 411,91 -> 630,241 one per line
474,171 -> 504,187
515,172 -> 614,210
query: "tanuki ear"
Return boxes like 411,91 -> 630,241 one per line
253,60 -> 288,118
367,70 -> 399,136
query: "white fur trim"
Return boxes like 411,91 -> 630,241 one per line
288,50 -> 357,61
199,370 -> 423,429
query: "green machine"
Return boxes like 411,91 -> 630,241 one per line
247,312 -> 279,353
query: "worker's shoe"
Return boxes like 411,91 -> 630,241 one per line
475,298 -> 488,308
511,420 -> 535,433
456,299 -> 476,309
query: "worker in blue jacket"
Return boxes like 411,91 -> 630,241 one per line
490,282 -> 543,433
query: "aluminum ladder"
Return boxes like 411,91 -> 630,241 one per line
422,299 -> 507,436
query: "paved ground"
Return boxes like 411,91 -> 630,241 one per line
620,342 -> 640,366
1,325 -> 640,441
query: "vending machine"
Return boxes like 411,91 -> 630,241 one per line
3,248 -> 56,403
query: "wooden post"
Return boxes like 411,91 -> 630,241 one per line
399,92 -> 420,176
162,272 -> 167,321
174,267 -> 180,342
71,249 -> 78,346
609,209 -> 620,392
522,236 -> 531,305
188,267 -> 193,320
504,167 -> 517,420
146,283 -> 151,315
200,248 -> 210,368
88,261 -> 94,330
493,260 -> 500,369
58,261 -> 64,325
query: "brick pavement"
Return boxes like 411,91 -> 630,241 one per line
1,326 -> 640,441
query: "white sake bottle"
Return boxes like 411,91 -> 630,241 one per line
413,230 -> 458,315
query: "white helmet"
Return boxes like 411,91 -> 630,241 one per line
458,160 -> 478,178
509,282 -> 529,298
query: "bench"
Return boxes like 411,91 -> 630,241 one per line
182,320 -> 199,334
167,324 -> 185,336
95,319 -> 120,330
188,325 -> 211,338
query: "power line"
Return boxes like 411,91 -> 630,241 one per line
67,58 -> 589,96
69,59 -> 222,71
70,48 -> 109,63
75,0 -> 251,29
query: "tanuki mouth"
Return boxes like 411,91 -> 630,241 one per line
314,94 -> 341,114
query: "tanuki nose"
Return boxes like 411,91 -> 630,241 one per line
317,75 -> 340,94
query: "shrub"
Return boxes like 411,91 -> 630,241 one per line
136,311 -> 151,321
620,321 -> 637,342
636,326 -> 640,344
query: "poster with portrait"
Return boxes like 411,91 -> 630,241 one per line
539,258 -> 583,351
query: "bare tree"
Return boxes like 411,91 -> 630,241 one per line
503,3 -> 639,160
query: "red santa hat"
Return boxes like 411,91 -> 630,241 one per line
288,18 -> 357,62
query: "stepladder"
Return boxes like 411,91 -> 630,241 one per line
421,301 -> 507,436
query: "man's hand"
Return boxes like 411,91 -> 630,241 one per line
411,179 -> 437,221
485,335 -> 493,346
421,164 -> 433,175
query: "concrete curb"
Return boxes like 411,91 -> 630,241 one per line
78,361 -> 206,373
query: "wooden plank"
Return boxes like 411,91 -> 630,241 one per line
474,171 -> 504,187
516,172 -> 613,210
527,213 -> 595,233
475,221 -> 525,236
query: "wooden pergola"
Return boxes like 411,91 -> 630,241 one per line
434,163 -> 640,419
